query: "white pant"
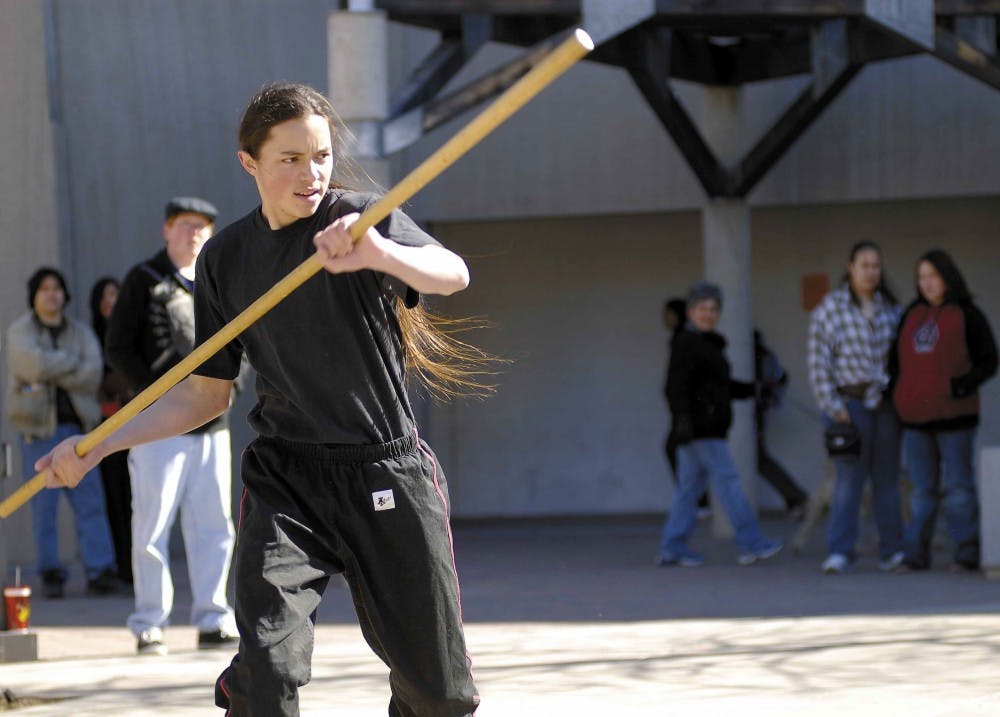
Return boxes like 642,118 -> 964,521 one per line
127,431 -> 236,635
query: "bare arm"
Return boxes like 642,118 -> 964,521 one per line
37,374 -> 233,488
313,213 -> 469,296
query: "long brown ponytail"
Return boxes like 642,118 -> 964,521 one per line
396,299 -> 499,400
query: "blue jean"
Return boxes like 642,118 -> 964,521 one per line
902,427 -> 979,567
20,424 -> 116,578
826,399 -> 903,561
659,438 -> 766,555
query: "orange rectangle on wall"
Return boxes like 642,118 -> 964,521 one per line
802,273 -> 830,312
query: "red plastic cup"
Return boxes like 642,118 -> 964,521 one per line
3,585 -> 31,631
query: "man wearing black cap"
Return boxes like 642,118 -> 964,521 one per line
106,197 -> 239,656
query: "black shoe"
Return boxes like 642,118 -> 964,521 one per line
86,568 -> 120,596
198,629 -> 239,650
40,569 -> 66,599
951,560 -> 979,573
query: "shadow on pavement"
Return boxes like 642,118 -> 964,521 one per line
24,516 -> 1000,630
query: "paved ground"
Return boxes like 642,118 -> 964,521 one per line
3,516 -> 1000,715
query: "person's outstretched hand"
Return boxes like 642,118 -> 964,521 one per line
35,435 -> 99,489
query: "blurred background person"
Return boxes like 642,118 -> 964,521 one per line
662,297 -> 711,519
106,196 -> 238,656
657,282 -> 783,567
754,329 -> 809,519
890,249 -> 997,572
808,240 -> 903,574
4,266 -> 118,598
90,276 -> 134,587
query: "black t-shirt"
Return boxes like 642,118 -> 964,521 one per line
193,189 -> 440,445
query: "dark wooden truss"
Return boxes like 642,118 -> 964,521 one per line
372,0 -> 1000,197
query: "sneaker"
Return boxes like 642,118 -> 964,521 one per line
738,539 -> 783,566
137,628 -> 168,656
40,569 -> 66,599
877,551 -> 904,572
198,629 -> 240,650
86,568 -> 121,596
821,553 -> 851,574
656,550 -> 705,568
950,560 -> 979,574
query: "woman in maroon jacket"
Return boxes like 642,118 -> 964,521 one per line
890,249 -> 997,571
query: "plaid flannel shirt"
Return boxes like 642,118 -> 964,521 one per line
808,286 -> 900,417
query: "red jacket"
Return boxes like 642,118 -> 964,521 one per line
891,302 -> 995,429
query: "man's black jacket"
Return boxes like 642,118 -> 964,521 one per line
666,327 -> 755,443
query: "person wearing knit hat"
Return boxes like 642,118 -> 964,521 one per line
687,281 -> 723,309
5,267 -> 119,598
657,281 -> 783,567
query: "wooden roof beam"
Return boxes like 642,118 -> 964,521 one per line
624,25 -> 729,196
388,14 -> 493,116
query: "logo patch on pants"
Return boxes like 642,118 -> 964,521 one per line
372,489 -> 395,511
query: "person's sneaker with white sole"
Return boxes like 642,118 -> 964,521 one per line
877,550 -> 905,572
821,553 -> 851,574
737,539 -> 783,566
137,627 -> 168,656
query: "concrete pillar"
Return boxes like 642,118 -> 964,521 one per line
327,7 -> 392,190
979,446 -> 1000,579
699,86 -> 757,535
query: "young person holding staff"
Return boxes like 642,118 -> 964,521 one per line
39,83 -> 480,717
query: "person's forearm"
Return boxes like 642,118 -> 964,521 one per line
92,376 -> 230,461
373,242 -> 469,296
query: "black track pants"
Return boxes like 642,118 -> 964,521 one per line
214,433 -> 479,716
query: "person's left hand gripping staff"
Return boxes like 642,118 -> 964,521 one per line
37,434 -> 99,490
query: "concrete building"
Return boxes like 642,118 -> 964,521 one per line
2,1 -> 999,571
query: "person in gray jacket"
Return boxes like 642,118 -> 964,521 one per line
5,267 -> 118,598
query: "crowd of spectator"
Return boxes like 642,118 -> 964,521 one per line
660,243 -> 996,575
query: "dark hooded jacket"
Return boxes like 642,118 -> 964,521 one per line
666,327 -> 755,442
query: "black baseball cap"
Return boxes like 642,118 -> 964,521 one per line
165,196 -> 218,223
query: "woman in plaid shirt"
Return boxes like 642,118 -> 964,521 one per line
808,240 -> 904,574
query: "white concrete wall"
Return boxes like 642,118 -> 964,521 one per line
0,0 -> 63,578
426,211 -> 702,517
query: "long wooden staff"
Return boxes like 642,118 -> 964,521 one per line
0,28 -> 593,519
